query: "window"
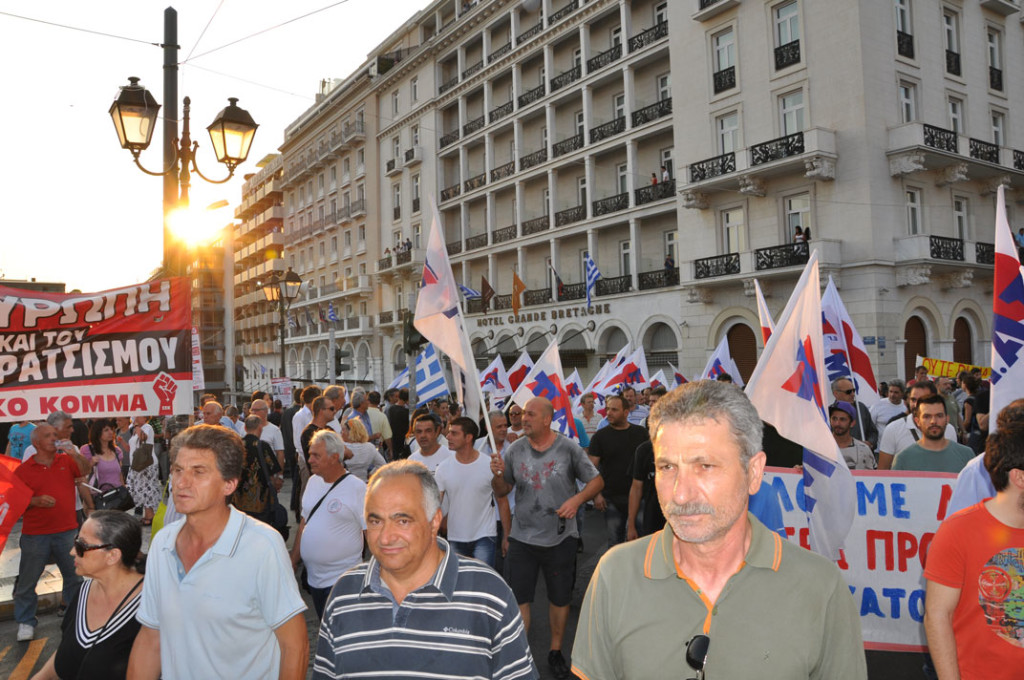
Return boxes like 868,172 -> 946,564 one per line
577,177 -> 587,205
664,230 -> 677,261
611,27 -> 622,48
411,125 -> 420,146
575,111 -> 585,137
613,93 -> 625,119
992,112 -> 1005,147
775,2 -> 799,46
617,163 -> 628,194
392,136 -> 401,159
905,188 -> 921,234
780,91 -> 805,135
722,207 -> 745,253
393,231 -> 402,247
412,174 -> 421,202
785,193 -> 811,239
413,223 -> 422,248
411,77 -> 419,102
331,236 -> 338,254
329,167 -> 337,189
953,196 -> 968,240
392,183 -> 401,209
358,225 -> 366,242
657,74 -> 671,102
343,158 -> 350,175
543,188 -> 551,208
344,231 -> 352,246
717,112 -> 739,154
655,1 -> 668,24
947,96 -> 963,134
894,0 -> 910,34
661,148 -> 674,179
391,90 -> 399,115
713,28 -> 735,72
943,10 -> 959,53
580,250 -> 590,280
573,48 -> 582,69
898,81 -> 916,123
620,240 -> 632,276
988,29 -> 1003,90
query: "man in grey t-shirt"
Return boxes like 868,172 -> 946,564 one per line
491,397 -> 602,680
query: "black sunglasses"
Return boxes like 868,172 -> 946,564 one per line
74,538 -> 114,557
685,634 -> 710,680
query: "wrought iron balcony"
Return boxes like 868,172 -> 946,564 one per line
404,147 -> 421,164
897,31 -> 914,59
491,161 -> 515,182
596,275 -> 631,296
351,199 -> 366,216
700,0 -> 723,8
1015,150 -> 1024,171
976,242 -> 995,265
378,310 -> 394,324
551,205 -> 582,227
466,233 -> 488,250
462,60 -> 483,79
945,50 -> 961,76
750,132 -> 804,166
440,129 -> 461,148
524,288 -> 552,306
377,256 -> 393,270
587,44 -> 622,72
493,224 -> 517,243
923,124 -> 958,153
463,115 -> 485,136
464,173 -> 487,192
755,242 -> 809,270
518,21 -> 543,43
713,66 -> 735,94
553,133 -> 584,157
695,253 -> 741,279
774,40 -> 800,70
590,117 -> 625,144
629,20 -> 668,52
493,294 -> 513,310
689,153 -> 735,182
396,249 -> 412,265
441,183 -> 462,201
520,148 -> 548,170
636,178 -> 676,205
446,240 -> 463,256
489,41 -> 512,63
930,236 -> 964,262
523,216 -> 551,235
551,65 -> 581,92
593,193 -> 628,217
518,84 -> 546,107
990,67 -> 1003,91
440,75 -> 459,94
638,267 -> 679,290
466,299 -> 486,314
385,158 -> 397,173
490,100 -> 514,123
632,98 -> 672,127
969,138 -> 999,164
559,282 -> 586,301
343,120 -> 365,140
549,0 -> 578,24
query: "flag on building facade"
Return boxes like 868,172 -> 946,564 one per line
459,284 -> 482,299
549,263 -> 565,300
288,312 -> 297,329
327,302 -> 339,322
990,183 -> 1024,429
701,336 -> 745,386
584,252 -> 601,309
305,307 -> 315,327
511,271 -> 527,317
821,276 -> 879,406
507,351 -> 534,392
511,340 -> 579,440
754,279 -> 775,345
318,304 -> 327,323
481,276 -> 496,309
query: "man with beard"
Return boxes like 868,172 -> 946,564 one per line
891,395 -> 974,473
829,402 -> 876,470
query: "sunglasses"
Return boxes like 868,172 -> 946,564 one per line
839,388 -> 856,395
685,634 -> 710,680
74,537 -> 114,557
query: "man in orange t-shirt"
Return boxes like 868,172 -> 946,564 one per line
924,421 -> 1024,679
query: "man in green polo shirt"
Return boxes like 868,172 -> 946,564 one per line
571,380 -> 866,680
891,395 -> 974,473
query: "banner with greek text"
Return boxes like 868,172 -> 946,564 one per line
915,354 -> 991,380
765,467 -> 959,652
0,279 -> 193,420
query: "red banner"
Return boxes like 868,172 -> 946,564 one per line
0,455 -> 32,553
0,278 -> 193,420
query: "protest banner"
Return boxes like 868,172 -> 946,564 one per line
764,467 -> 958,652
191,325 -> 205,392
915,354 -> 991,380
0,279 -> 193,419
0,454 -> 32,553
271,376 -> 293,404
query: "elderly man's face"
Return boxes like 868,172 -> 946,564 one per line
887,386 -> 904,405
201,404 -> 222,425
833,379 -> 856,404
308,439 -> 335,477
489,416 -> 508,444
365,475 -> 441,582
55,418 -> 74,440
34,424 -> 58,454
509,405 -> 523,428
171,446 -> 237,516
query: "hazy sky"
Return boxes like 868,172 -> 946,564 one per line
0,0 -> 429,293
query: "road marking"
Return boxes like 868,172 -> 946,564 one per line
9,638 -> 47,680
0,644 -> 9,663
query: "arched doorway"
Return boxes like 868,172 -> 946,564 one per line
903,316 -> 927,379
726,324 -> 757,383
953,317 -> 973,365
599,326 -> 629,356
644,322 -> 678,371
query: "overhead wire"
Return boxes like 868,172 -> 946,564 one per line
0,9 -> 159,46
185,0 -> 227,63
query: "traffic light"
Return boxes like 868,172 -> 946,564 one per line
402,314 -> 426,354
334,349 -> 352,376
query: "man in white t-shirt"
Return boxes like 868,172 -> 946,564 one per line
408,413 -> 452,474
291,429 -> 366,620
251,399 -> 285,468
506,403 -> 524,443
436,417 -> 509,568
870,381 -> 908,436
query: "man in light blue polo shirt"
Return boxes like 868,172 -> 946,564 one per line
128,425 -> 308,680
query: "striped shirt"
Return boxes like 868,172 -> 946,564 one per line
313,538 -> 538,679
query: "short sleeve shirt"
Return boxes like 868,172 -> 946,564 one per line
260,422 -> 285,453
15,453 -> 80,535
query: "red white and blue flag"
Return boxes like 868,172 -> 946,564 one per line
565,369 -> 583,405
701,336 -> 744,387
511,340 -> 579,440
649,369 -> 667,390
669,362 -> 687,388
745,251 -> 855,560
821,276 -> 879,407
754,279 -> 775,345
600,347 -> 650,392
480,356 -> 511,398
507,351 -> 534,393
990,184 -> 1024,429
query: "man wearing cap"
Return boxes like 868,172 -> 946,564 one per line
829,402 -> 876,470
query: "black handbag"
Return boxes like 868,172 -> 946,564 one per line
94,483 -> 135,512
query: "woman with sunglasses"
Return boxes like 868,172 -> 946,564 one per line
31,511 -> 145,680
341,418 -> 385,481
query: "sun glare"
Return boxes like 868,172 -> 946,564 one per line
167,203 -> 228,248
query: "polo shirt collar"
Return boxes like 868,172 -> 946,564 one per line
361,537 -> 457,601
643,513 -> 783,580
160,505 -> 246,558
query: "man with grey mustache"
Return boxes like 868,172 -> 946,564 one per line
572,380 -> 866,680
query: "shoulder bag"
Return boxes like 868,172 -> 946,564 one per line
253,443 -> 291,542
297,473 -> 347,592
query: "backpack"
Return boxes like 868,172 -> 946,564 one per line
231,446 -> 270,515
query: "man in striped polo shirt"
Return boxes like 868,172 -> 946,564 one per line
312,460 -> 538,679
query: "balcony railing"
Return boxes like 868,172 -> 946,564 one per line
550,65 -> 581,92
466,299 -> 486,314
377,256 -> 392,270
491,161 -> 515,182
946,50 -> 961,76
755,242 -> 809,270
587,44 -> 622,72
524,288 -> 552,306
463,115 -> 485,136
494,224 -> 517,243
699,0 -> 723,7
518,84 -> 546,107
490,100 -> 514,123
439,75 -> 459,94
555,205 -> 586,226
750,132 -> 805,166
440,129 -> 460,148
713,66 -> 735,94
522,216 -> 551,235
689,153 -> 735,182
518,21 -> 543,43
969,138 -> 999,164
930,235 -> 964,262
923,124 -> 958,153
520,148 -> 548,170
378,311 -> 394,324
774,40 -> 800,69
976,242 -> 995,265
446,240 -> 463,256
489,41 -> 512,63
385,158 -> 397,173
559,282 -> 586,301
464,172 -> 487,192
638,267 -> 679,290
351,199 -> 366,216
1015,150 -> 1024,171
343,120 -> 365,139
549,0 -> 578,24
590,117 -> 625,144
462,60 -> 483,79
466,233 -> 488,250
396,249 -> 412,265
493,294 -> 513,310
593,193 -> 628,217
636,178 -> 676,205
897,30 -> 914,59
990,67 -> 1003,91
441,183 -> 462,201
695,253 -> 741,279
632,98 -> 672,127
596,275 -> 631,296
553,133 -> 584,157
628,20 -> 669,52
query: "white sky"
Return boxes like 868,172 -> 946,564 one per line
0,0 -> 429,293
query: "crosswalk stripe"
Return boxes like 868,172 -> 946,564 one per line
10,638 -> 47,680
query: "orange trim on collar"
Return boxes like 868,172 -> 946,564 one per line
771,532 -> 782,571
642,533 -> 659,579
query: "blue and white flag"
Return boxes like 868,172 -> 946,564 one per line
259,363 -> 267,377
287,312 -> 297,329
990,184 -> 1024,429
459,284 -> 482,300
701,336 -> 744,387
327,302 -> 339,322
584,252 -> 602,309
414,343 -> 450,406
745,251 -> 855,560
388,367 -> 409,391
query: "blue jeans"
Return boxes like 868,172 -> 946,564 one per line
15,529 -> 81,627
604,503 -> 627,548
450,536 -> 497,568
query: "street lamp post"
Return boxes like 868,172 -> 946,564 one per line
261,268 -> 303,382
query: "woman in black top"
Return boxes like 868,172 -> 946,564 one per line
31,511 -> 144,680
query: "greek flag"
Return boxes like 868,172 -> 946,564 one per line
287,312 -> 297,329
459,284 -> 482,299
414,343 -> 450,406
584,252 -> 602,309
327,302 -> 339,322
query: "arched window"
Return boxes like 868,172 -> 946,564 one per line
725,323 -> 757,383
953,317 -> 973,365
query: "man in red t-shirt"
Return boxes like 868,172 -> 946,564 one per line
924,420 -> 1024,679
13,423 -> 89,642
